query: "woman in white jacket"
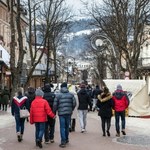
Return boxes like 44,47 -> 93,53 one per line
68,84 -> 78,132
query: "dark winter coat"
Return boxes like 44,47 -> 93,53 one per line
77,88 -> 91,110
92,87 -> 102,99
53,87 -> 76,116
43,86 -> 56,120
1,88 -> 10,105
25,88 -> 35,110
43,86 -> 55,109
97,92 -> 113,118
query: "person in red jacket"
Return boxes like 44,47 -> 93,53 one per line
30,88 -> 56,148
112,84 -> 129,137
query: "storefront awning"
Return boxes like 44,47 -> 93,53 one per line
0,45 -> 10,67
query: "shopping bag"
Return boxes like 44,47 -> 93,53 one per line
20,107 -> 30,118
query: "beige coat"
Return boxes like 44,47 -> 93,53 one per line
68,85 -> 78,119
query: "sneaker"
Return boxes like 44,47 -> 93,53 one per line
121,130 -> 126,135
59,143 -> 66,148
81,128 -> 85,133
116,132 -> 120,137
17,132 -> 21,142
45,140 -> 50,144
50,139 -> 54,143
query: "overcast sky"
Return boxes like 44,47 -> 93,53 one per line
65,0 -> 103,17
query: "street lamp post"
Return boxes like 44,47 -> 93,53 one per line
91,34 -> 116,55
90,34 -> 117,79
66,56 -> 75,83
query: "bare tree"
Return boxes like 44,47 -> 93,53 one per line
7,0 -> 26,99
84,0 -> 150,79
38,0 -> 73,83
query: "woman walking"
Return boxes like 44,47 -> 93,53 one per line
97,86 -> 113,136
11,88 -> 29,142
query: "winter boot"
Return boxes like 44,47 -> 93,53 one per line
17,132 -> 21,142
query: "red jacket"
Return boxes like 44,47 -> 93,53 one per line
112,90 -> 129,112
30,96 -> 55,124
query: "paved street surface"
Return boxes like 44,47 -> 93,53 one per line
0,108 -> 150,150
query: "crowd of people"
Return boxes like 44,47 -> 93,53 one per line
0,86 -> 10,111
9,82 -> 129,149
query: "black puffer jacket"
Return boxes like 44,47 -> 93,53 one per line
77,88 -> 91,110
43,85 -> 55,110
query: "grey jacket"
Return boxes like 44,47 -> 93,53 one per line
53,87 -> 76,116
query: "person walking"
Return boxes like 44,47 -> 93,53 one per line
53,82 -> 76,148
77,84 -> 92,133
92,85 -> 102,111
43,83 -> 56,144
112,84 -> 130,137
97,86 -> 113,137
25,87 -> 35,110
68,84 -> 78,132
11,88 -> 29,142
30,88 -> 56,148
1,86 -> 10,111
86,85 -> 93,111
25,86 -> 35,122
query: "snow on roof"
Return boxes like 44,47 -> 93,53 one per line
0,45 -> 10,67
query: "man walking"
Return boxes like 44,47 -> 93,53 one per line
53,82 -> 76,148
112,84 -> 129,137
92,85 -> 102,111
43,83 -> 56,143
77,84 -> 92,133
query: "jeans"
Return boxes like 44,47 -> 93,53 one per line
14,114 -> 25,134
115,110 -> 126,133
78,110 -> 88,130
59,114 -> 71,144
44,118 -> 56,141
35,122 -> 45,141
92,99 -> 98,110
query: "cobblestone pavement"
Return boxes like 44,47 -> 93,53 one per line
0,108 -> 150,150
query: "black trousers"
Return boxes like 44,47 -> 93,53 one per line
100,117 -> 111,134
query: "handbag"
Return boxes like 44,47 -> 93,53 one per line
19,106 -> 30,118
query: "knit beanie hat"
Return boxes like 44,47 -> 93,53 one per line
116,84 -> 122,90
35,88 -> 44,96
61,82 -> 67,88
43,83 -> 51,92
